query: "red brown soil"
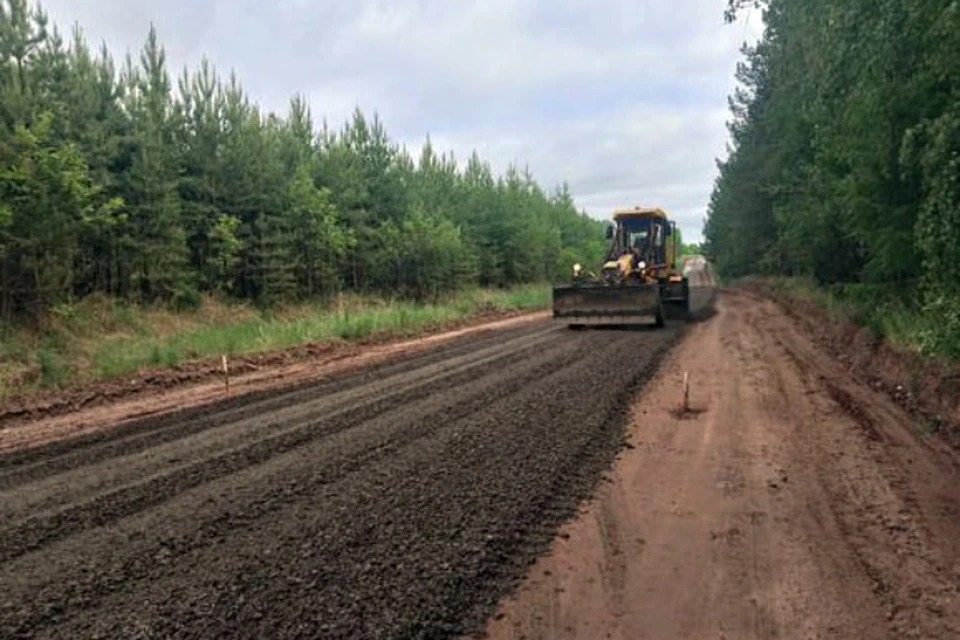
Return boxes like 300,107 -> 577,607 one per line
481,292 -> 960,639
747,282 -> 960,446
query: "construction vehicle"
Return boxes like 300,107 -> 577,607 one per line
552,206 -> 690,328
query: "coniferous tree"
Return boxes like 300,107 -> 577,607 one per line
709,0 -> 960,351
119,27 -> 189,302
0,1 -> 608,320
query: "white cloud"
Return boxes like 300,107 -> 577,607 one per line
36,0 -> 763,243
410,103 -> 729,237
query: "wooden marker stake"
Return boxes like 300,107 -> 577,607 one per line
222,354 -> 230,396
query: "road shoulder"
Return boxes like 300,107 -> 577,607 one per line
481,292 -> 960,640
0,311 -> 548,453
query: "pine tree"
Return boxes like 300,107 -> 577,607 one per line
0,0 -> 607,319
117,26 -> 189,302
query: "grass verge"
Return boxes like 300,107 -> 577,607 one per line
0,285 -> 550,399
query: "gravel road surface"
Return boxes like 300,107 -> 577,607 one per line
0,313 -> 687,639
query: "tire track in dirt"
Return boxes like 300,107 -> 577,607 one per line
0,315 -> 686,639
748,299 -> 960,638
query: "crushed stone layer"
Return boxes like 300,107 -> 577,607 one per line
0,312 -> 687,639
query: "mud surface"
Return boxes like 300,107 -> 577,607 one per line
0,313 -> 687,638
483,292 -> 960,640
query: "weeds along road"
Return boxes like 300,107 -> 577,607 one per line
0,307 -> 691,639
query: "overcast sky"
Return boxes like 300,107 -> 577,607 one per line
39,0 -> 762,243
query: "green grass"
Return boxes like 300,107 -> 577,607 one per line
919,416 -> 945,437
765,276 -> 960,361
0,284 -> 551,398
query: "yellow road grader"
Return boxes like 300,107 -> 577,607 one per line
552,206 -> 690,329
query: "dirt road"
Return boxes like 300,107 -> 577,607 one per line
484,293 -> 960,640
4,287 -> 960,640
0,309 -> 686,639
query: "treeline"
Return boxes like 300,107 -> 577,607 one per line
705,1 -> 960,321
0,0 -> 604,318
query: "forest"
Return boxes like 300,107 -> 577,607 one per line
0,0 -> 606,321
705,0 -> 960,355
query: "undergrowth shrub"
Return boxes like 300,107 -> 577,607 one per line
917,296 -> 960,360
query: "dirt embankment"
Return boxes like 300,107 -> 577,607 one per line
744,282 -> 960,447
482,291 -> 960,640
0,313 -> 687,639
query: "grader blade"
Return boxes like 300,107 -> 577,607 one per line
552,284 -> 663,327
